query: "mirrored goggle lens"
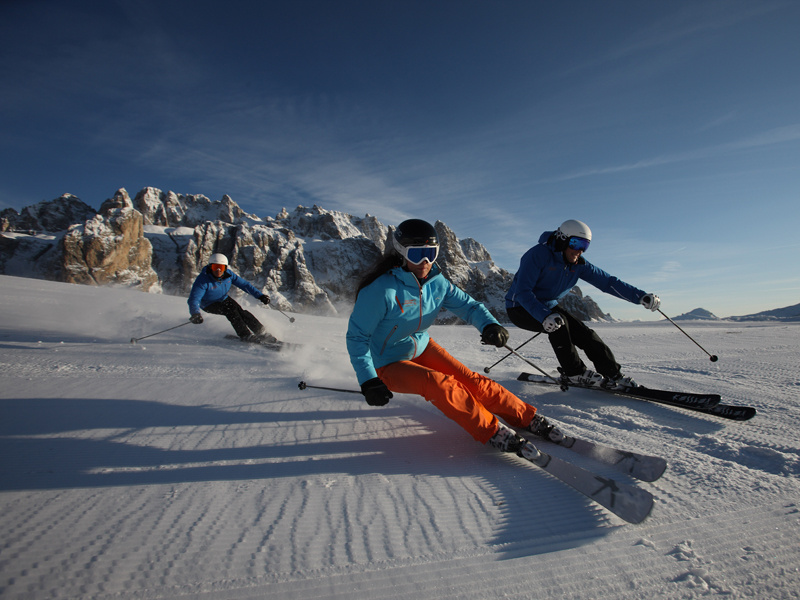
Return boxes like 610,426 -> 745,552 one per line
211,263 -> 227,272
404,245 -> 439,265
567,237 -> 590,252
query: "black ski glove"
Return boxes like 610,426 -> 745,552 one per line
361,377 -> 393,406
259,294 -> 271,305
481,323 -> 509,348
190,313 -> 203,324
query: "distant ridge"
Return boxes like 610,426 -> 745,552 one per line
728,302 -> 800,322
672,308 -> 720,321
671,304 -> 800,322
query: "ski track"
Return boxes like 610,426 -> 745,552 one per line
1,276 -> 800,599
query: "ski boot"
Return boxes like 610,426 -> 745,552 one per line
242,332 -> 280,345
602,373 -> 639,390
489,423 -> 549,467
488,423 -> 526,453
561,368 -> 604,387
528,413 -> 564,443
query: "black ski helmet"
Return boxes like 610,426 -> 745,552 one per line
393,219 -> 438,249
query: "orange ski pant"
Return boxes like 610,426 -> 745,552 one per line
376,338 -> 538,444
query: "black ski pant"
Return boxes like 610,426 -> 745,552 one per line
203,296 -> 264,339
506,305 -> 621,378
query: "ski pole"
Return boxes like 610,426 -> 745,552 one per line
484,332 -> 542,373
298,381 -> 361,394
502,344 -> 568,391
276,308 -> 296,323
130,321 -> 192,344
657,309 -> 719,362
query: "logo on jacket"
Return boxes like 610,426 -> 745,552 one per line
396,296 -> 418,312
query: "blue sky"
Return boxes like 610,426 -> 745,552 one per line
1,0 -> 798,320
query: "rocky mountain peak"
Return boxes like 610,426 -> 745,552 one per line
1,193 -> 97,233
1,187 -> 612,322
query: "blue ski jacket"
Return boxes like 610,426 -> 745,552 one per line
505,231 -> 646,323
347,264 -> 499,385
187,266 -> 263,314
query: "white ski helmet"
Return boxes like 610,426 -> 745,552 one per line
208,253 -> 229,266
556,219 -> 592,241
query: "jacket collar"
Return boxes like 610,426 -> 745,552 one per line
391,263 -> 442,287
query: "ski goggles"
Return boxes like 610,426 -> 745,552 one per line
399,244 -> 439,265
567,236 -> 590,252
210,263 -> 227,274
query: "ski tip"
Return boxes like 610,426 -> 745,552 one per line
626,496 -> 655,525
703,404 -> 757,421
637,458 -> 668,483
605,485 -> 654,524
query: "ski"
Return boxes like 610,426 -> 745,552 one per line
516,442 -> 654,524
518,372 -> 719,408
698,403 -> 757,421
517,427 -> 667,482
224,334 -> 298,351
517,372 -> 756,421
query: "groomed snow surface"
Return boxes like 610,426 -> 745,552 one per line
1,275 -> 798,599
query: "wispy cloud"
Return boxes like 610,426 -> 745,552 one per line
541,123 -> 800,183
697,111 -> 739,132
650,260 -> 683,283
563,0 -> 789,76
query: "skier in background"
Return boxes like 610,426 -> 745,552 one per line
505,219 -> 661,389
188,253 -> 275,343
347,218 -> 561,460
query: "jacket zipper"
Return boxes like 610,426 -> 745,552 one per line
417,283 -> 424,332
412,281 -> 424,356
381,279 -> 426,357
380,325 -> 398,355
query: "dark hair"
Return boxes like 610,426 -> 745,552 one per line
356,251 -> 404,295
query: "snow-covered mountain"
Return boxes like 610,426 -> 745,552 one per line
728,302 -> 800,322
0,188 -> 611,322
672,308 -> 721,321
672,305 -> 800,323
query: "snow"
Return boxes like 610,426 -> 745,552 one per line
143,226 -> 196,237
1,273 -> 799,600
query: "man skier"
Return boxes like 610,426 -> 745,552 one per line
187,253 -> 275,342
505,219 -> 661,388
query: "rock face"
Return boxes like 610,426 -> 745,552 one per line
59,190 -> 159,290
0,187 -> 612,321
434,221 -> 514,322
557,286 -> 612,322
